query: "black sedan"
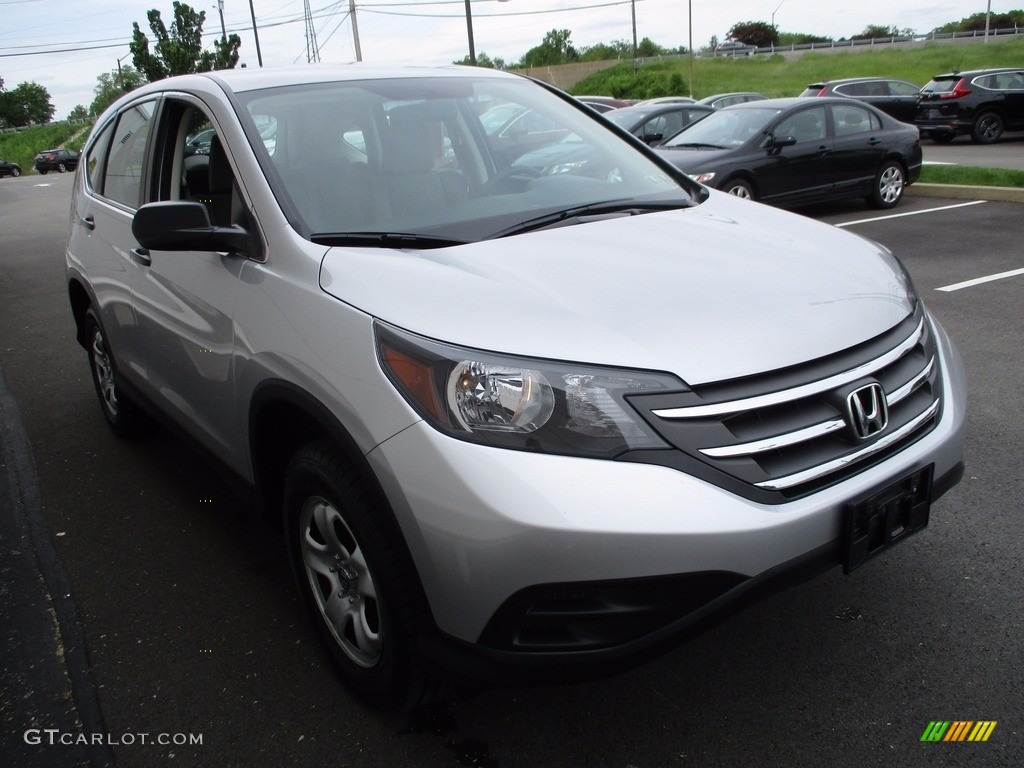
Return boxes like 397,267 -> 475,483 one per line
603,103 -> 715,146
654,97 -> 921,209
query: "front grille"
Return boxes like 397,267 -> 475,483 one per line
628,308 -> 942,500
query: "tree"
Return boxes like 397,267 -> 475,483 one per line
726,21 -> 778,48
850,24 -> 907,40
91,66 -> 147,116
935,11 -> 1024,33
453,51 -> 506,69
518,29 -> 578,67
130,1 -> 240,82
68,105 -> 90,121
0,81 -> 55,127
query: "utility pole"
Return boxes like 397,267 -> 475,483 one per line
464,0 -> 476,65
248,0 -> 264,66
217,0 -> 227,41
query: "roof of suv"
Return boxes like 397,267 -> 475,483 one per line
929,67 -> 1022,79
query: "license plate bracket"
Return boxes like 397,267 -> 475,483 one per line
842,465 -> 933,574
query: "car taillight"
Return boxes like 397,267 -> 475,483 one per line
940,78 -> 972,99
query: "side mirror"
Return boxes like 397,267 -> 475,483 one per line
132,201 -> 256,255
642,132 -> 665,145
768,134 -> 797,154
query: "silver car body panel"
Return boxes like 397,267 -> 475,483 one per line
320,191 -> 914,386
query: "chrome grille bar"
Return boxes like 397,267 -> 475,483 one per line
653,318 -> 925,420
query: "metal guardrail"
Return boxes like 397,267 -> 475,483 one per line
756,25 -> 1023,55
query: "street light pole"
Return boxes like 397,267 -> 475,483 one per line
771,0 -> 786,31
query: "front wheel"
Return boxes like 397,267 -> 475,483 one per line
57,162 -> 68,173
11,168 -> 20,177
867,160 -> 905,209
723,178 -> 755,200
283,440 -> 431,709
971,112 -> 1003,144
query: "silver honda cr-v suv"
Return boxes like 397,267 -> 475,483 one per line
65,64 -> 966,708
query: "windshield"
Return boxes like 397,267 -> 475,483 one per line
659,106 -> 783,149
239,76 -> 697,244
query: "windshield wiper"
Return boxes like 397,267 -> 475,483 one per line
663,142 -> 726,150
488,198 -> 694,239
310,232 -> 468,249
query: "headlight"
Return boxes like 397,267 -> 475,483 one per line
687,171 -> 716,184
376,323 -> 683,458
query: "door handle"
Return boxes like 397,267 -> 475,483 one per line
130,248 -> 152,267
80,215 -> 95,231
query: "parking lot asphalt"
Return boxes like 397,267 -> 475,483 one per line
2,171 -> 1022,767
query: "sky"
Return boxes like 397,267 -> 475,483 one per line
0,0 -> 991,119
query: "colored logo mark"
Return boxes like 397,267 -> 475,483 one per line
921,721 -> 997,742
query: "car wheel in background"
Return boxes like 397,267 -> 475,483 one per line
724,178 -> 755,200
931,132 -> 956,144
58,162 -> 68,172
867,160 -> 905,209
283,440 -> 432,710
11,167 -> 21,177
84,308 -> 150,437
971,112 -> 1004,144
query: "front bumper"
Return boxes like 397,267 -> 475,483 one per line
366,316 -> 966,678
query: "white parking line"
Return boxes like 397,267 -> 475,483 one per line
834,200 -> 987,228
936,268 -> 1024,292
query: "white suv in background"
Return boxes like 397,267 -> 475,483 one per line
65,65 -> 966,709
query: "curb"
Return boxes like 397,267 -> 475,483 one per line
908,183 -> 1024,203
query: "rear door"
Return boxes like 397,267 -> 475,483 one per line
830,103 -> 888,195
69,100 -> 158,387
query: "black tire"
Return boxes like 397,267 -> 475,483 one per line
84,308 -> 150,437
931,132 -> 956,144
971,112 -> 1003,144
11,167 -> 20,177
723,177 -> 755,200
57,162 -> 68,173
283,440 -> 431,710
38,169 -> 47,175
866,160 -> 905,209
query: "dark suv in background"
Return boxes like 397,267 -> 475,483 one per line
916,68 -> 1024,144
800,77 -> 921,123
34,147 -> 80,174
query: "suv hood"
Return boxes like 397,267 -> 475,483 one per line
319,192 -> 914,385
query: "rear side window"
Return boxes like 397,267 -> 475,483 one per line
799,86 -> 826,97
833,104 -> 881,136
85,121 -> 115,192
888,80 -> 921,96
103,101 -> 155,208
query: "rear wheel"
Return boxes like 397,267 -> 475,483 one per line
11,167 -> 20,177
283,440 -> 431,709
867,160 -> 905,209
84,308 -> 150,437
971,112 -> 1003,144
